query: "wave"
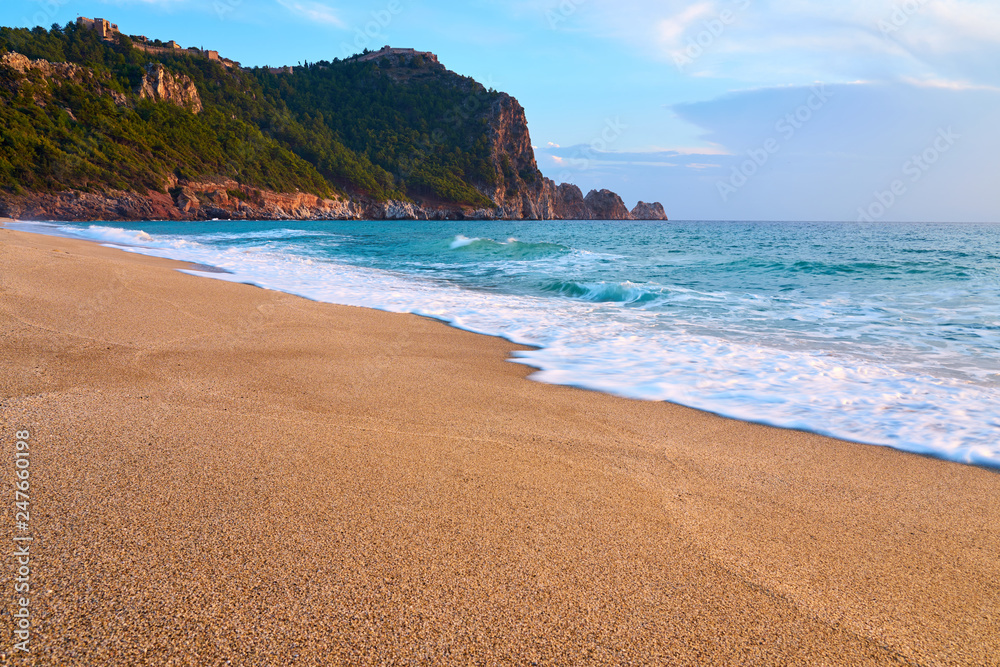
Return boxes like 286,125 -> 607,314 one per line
447,235 -> 568,260
709,257 -> 977,281
56,224 -> 193,250
190,228 -> 332,242
541,280 -> 666,305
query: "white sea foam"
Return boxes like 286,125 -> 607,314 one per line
72,225 -> 159,246
16,221 -> 1000,469
450,234 -> 478,249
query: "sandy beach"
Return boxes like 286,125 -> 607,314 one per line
1,226 -> 998,665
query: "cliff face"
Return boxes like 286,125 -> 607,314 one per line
1,51 -> 200,113
2,51 -> 83,78
480,94 -> 542,216
0,52 -> 128,106
0,179 -> 494,222
136,63 -> 202,113
475,94 -> 665,220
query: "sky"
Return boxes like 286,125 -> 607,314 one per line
2,0 -> 999,221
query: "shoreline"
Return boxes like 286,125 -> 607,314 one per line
13,219 -> 997,472
2,226 -> 998,664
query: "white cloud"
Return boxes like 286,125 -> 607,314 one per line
665,145 -> 730,156
656,2 -> 716,49
647,80 -> 1000,221
517,0 -> 1000,87
900,76 -> 1000,92
923,0 -> 1000,46
275,0 -> 345,28
609,160 -> 678,167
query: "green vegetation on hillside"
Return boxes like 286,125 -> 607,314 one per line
0,23 -> 500,206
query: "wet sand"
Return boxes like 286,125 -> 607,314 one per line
1,227 -> 997,665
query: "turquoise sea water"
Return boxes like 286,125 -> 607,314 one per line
19,219 -> 1000,468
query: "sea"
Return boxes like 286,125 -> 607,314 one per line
14,219 -> 1000,469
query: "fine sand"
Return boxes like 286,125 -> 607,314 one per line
1,227 -> 998,666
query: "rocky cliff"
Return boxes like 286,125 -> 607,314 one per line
0,179 -> 503,222
479,94 -> 543,216
2,51 -> 202,114
0,52 -> 128,106
2,177 -> 666,222
136,63 -> 202,113
2,51 -> 82,78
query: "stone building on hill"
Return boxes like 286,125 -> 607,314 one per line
354,46 -> 439,64
77,17 -> 119,40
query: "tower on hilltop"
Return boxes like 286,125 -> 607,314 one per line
77,17 -> 119,41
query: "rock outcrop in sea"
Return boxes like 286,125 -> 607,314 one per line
630,201 -> 668,220
583,189 -> 632,220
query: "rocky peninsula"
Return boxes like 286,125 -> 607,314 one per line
0,26 -> 668,222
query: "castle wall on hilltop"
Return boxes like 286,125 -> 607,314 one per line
354,46 -> 439,64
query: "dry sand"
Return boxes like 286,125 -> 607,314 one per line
0,227 -> 997,666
